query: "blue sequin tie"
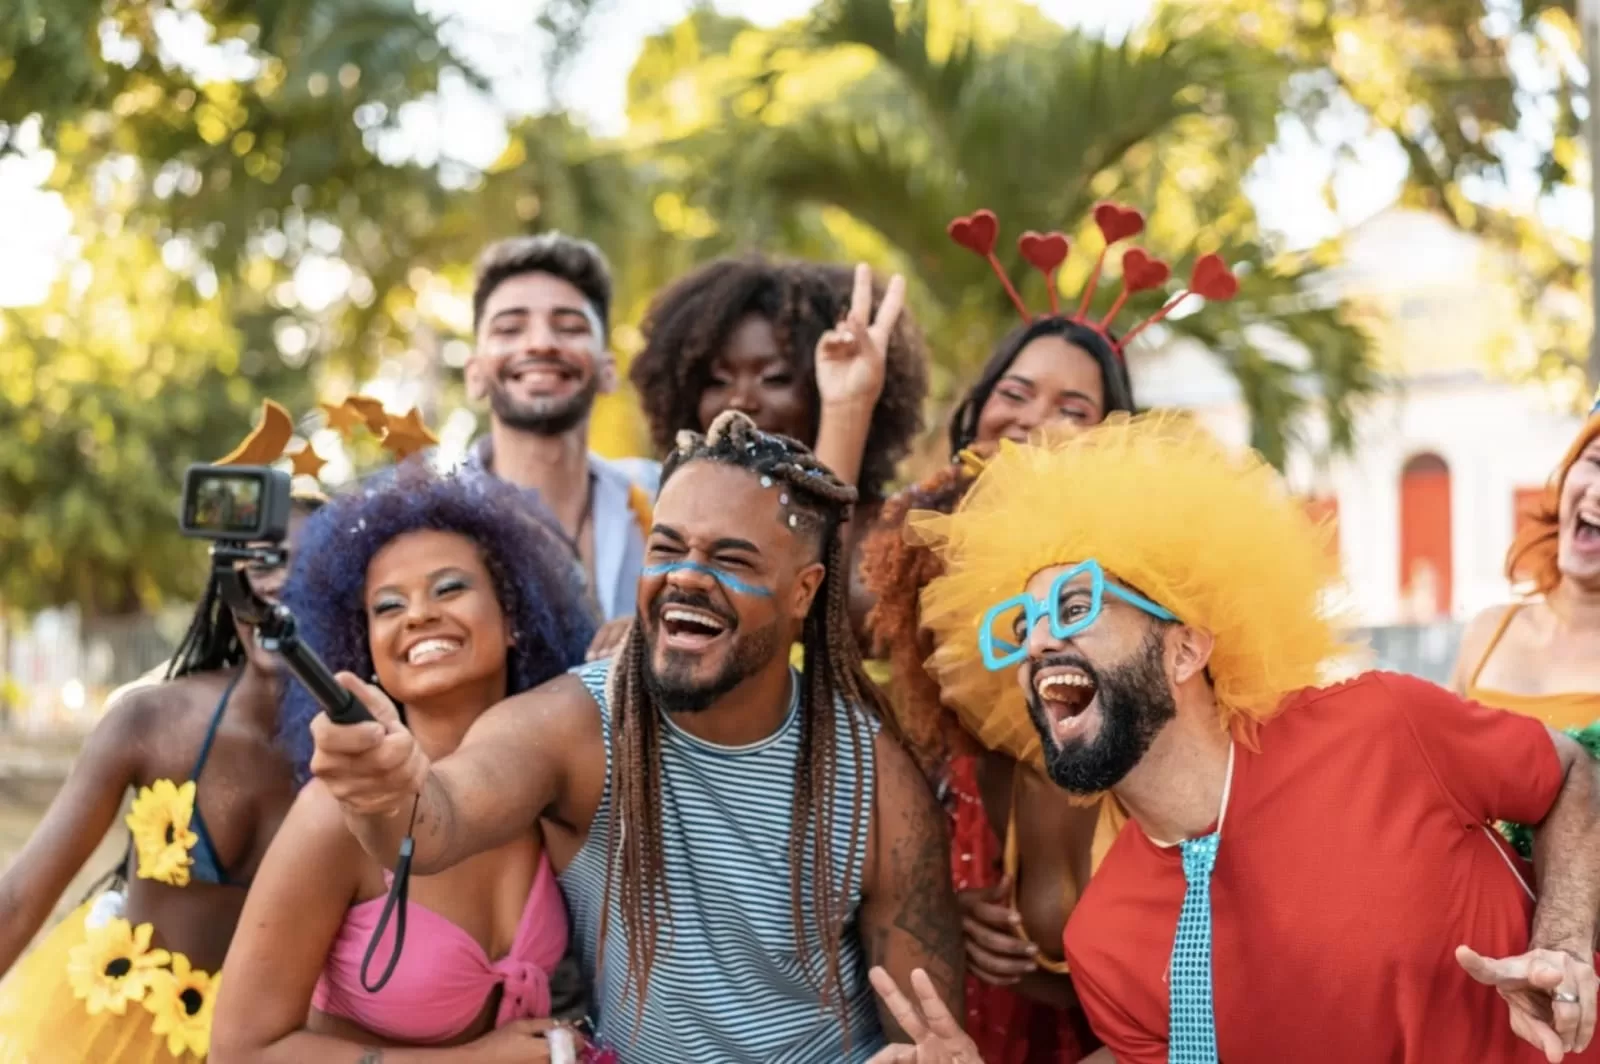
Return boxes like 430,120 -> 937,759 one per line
1169,832 -> 1221,1063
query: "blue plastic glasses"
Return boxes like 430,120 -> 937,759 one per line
978,559 -> 1176,671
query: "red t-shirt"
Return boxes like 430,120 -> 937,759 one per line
1063,671 -> 1594,1064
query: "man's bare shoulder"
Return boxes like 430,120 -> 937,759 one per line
470,671 -> 604,752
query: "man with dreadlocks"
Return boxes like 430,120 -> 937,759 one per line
310,412 -> 963,1063
624,256 -> 928,646
0,495 -> 322,1060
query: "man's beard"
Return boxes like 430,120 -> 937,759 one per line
641,594 -> 783,715
1026,628 -> 1176,794
488,371 -> 599,436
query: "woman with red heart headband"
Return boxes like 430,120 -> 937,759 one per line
859,204 -> 1238,1064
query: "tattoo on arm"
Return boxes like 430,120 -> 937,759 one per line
886,806 -> 963,998
357,1050 -> 382,1064
412,773 -> 458,870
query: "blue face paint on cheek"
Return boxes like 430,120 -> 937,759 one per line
641,561 -> 774,598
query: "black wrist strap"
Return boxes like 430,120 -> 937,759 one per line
359,796 -> 420,993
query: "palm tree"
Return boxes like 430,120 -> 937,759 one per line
641,0 -> 1380,469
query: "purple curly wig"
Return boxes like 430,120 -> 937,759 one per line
278,465 -> 598,784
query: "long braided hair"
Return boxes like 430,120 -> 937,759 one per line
598,410 -> 891,1029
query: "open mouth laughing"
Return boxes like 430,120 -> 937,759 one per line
657,602 -> 734,653
1033,664 -> 1099,744
1576,509 -> 1600,550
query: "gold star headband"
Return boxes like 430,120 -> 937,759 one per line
215,395 -> 440,477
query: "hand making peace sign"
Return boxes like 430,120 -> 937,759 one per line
814,263 -> 907,410
864,966 -> 986,1064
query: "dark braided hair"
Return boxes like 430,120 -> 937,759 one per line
628,256 -> 928,504
165,495 -> 325,680
598,410 -> 892,1031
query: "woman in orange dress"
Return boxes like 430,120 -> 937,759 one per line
1453,389 -> 1600,729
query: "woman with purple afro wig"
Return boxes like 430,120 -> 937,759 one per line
212,466 -> 597,1059
273,466 -> 596,780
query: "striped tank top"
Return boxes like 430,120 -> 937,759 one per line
560,659 -> 884,1063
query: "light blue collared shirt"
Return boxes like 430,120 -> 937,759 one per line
463,437 -> 659,622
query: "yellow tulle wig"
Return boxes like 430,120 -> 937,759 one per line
910,412 -> 1357,746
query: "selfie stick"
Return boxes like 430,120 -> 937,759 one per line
211,546 -> 374,725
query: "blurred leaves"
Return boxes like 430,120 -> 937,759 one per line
11,0 -> 1582,616
0,0 -> 476,613
1205,0 -> 1594,391
0,178 -> 307,614
626,0 -> 1379,468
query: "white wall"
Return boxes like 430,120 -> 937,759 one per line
1125,205 -> 1588,627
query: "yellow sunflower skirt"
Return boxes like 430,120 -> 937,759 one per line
0,902 -> 219,1062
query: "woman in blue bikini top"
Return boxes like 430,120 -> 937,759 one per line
0,494 -> 322,1061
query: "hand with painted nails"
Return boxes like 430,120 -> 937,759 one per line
864,967 -> 985,1064
959,876 -> 1038,986
814,263 -> 906,411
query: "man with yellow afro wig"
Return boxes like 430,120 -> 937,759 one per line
862,414 -> 1600,1064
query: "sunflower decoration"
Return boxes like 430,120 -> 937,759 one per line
126,779 -> 199,888
66,918 -> 171,1015
144,955 -> 219,1059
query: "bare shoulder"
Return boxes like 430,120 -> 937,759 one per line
285,779 -> 367,853
246,779 -> 370,907
473,672 -> 603,749
1451,601 -> 1522,690
453,671 -> 606,829
1463,602 -> 1519,647
868,729 -> 945,865
84,673 -> 220,767
872,728 -> 936,808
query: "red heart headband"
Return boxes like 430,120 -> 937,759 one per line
946,203 -> 1240,359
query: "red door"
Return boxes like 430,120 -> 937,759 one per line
1399,453 -> 1453,619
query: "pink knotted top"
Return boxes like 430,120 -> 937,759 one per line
312,854 -> 568,1044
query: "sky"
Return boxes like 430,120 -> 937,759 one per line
0,0 -> 1410,309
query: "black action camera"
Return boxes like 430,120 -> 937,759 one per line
180,465 -> 294,543
179,464 -> 372,725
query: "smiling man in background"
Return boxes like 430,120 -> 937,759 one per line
464,233 -> 659,632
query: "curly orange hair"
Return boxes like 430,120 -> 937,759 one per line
1506,411 -> 1600,594
860,462 -> 977,778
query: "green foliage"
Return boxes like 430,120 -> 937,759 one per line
1205,0 -> 1593,390
0,0 -> 477,613
629,0 -> 1379,466
13,0 -> 1570,616
0,183 -> 307,614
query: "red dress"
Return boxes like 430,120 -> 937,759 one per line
945,755 -> 1099,1064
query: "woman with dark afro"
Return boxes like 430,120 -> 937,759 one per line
859,316 -> 1135,1064
213,466 -> 596,1060
630,256 -> 928,509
